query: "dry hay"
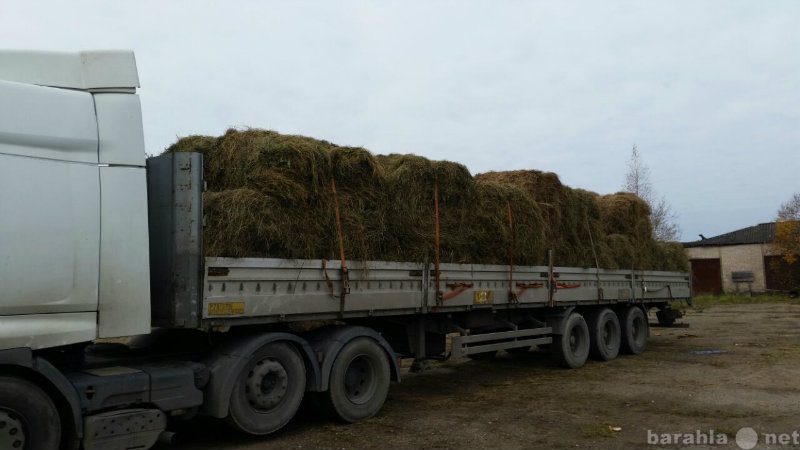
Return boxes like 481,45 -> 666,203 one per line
166,128 -> 687,271
473,180 -> 547,265
375,154 -> 480,263
597,193 -> 652,241
475,171 -> 606,267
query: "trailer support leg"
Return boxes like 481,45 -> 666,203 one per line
410,316 -> 430,373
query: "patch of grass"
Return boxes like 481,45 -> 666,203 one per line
581,422 -> 617,438
675,294 -> 796,312
759,343 -> 800,361
680,409 -> 751,419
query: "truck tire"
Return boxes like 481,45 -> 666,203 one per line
621,306 -> 648,355
552,312 -> 590,368
316,337 -> 390,423
588,308 -> 621,361
0,376 -> 61,450
226,342 -> 306,435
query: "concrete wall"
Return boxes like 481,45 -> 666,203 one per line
686,243 -> 776,294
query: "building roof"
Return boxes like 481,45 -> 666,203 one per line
683,222 -> 777,248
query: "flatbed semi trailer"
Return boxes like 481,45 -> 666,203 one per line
0,50 -> 691,450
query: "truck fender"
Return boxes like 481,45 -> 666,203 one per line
546,307 -> 577,335
0,347 -> 84,439
199,332 -> 321,418
305,325 -> 401,391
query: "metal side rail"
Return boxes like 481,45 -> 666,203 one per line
451,328 -> 552,357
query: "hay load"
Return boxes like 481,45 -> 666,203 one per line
474,171 -> 605,267
165,128 -> 687,271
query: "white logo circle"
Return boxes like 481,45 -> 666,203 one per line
736,427 -> 758,450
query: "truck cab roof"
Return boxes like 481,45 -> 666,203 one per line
0,50 -> 139,92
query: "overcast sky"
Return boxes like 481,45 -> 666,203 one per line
3,1 -> 798,242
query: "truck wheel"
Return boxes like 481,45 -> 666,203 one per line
552,312 -> 590,368
317,337 -> 390,423
621,306 -> 648,355
588,308 -> 621,361
226,342 -> 306,435
0,376 -> 61,450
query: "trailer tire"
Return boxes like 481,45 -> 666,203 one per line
316,337 -> 390,423
621,306 -> 648,355
552,312 -> 590,368
0,376 -> 61,450
588,308 -> 621,361
226,342 -> 306,435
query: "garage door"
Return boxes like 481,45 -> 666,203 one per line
690,258 -> 722,295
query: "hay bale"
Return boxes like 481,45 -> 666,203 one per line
597,193 -> 652,241
202,189 -> 279,258
604,234 -> 638,270
473,180 -> 546,265
476,171 -> 602,267
166,129 -> 687,272
476,171 -> 567,256
652,241 -> 690,272
377,154 -> 480,263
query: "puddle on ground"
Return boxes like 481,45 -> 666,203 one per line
687,349 -> 728,355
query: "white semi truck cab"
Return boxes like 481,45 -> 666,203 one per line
0,50 -> 152,350
0,50 -> 691,450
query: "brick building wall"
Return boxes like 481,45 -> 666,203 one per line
685,243 -> 775,294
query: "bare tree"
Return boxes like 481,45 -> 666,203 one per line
774,192 -> 800,263
622,145 -> 681,242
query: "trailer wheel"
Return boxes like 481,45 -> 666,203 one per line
621,306 -> 648,355
317,337 -> 390,423
552,312 -> 590,368
0,376 -> 61,450
588,308 -> 621,361
226,342 -> 306,435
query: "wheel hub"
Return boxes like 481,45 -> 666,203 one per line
569,329 -> 581,353
344,356 -> 374,405
245,359 -> 288,410
0,409 -> 26,449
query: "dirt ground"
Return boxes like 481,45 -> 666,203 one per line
156,302 -> 800,450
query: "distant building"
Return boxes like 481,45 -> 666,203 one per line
682,223 -> 799,296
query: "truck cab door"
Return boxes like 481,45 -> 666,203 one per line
0,79 -> 100,349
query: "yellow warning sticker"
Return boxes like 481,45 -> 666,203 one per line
208,301 -> 246,316
473,291 -> 494,304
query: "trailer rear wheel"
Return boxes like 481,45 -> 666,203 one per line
552,312 -> 590,368
588,308 -> 621,361
0,376 -> 61,450
317,337 -> 390,423
226,342 -> 306,435
621,306 -> 648,355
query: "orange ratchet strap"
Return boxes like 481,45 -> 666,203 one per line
331,178 -> 350,316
